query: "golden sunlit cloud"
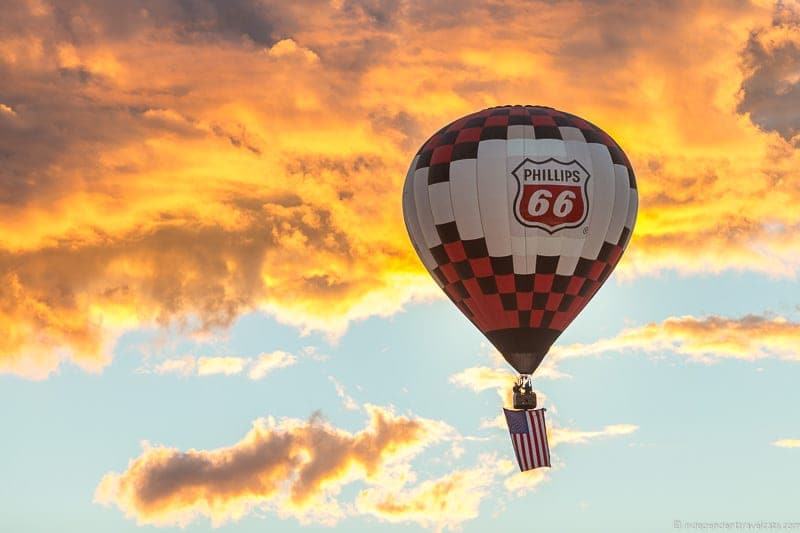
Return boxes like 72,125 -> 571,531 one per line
2,0 -> 800,377
247,351 -> 297,379
196,356 -> 247,376
450,364 -> 559,416
503,468 -> 550,495
449,366 -> 517,408
772,439 -> 800,448
145,351 -> 297,379
452,312 -> 800,422
355,462 -> 499,532
548,313 -> 800,366
95,405 -> 452,527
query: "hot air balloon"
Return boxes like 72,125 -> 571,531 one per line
402,105 -> 637,416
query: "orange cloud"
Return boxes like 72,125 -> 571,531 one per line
355,463 -> 499,532
548,313 -> 800,365
0,272 -> 112,379
95,405 -> 452,527
453,313 -> 800,392
773,439 -> 800,448
2,0 -> 800,378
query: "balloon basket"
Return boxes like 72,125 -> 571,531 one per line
512,375 -> 537,410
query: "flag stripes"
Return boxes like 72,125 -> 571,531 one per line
504,408 -> 551,471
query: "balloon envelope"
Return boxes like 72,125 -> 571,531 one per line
402,105 -> 637,375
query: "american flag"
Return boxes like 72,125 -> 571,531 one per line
504,408 -> 551,471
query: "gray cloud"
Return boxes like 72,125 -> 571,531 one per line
738,0 -> 800,143
35,0 -> 293,45
95,406 -> 449,526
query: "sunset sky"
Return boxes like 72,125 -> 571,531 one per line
2,0 -> 800,531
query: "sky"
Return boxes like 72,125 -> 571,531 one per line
1,0 -> 800,531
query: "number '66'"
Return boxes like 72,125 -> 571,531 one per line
524,189 -> 576,218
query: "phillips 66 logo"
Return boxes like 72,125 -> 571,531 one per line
511,158 -> 591,233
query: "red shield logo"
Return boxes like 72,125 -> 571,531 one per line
511,158 -> 590,233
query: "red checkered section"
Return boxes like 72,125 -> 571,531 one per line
431,227 -> 630,334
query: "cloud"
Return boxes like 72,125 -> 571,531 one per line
355,462 -> 498,532
247,351 -> 297,379
329,376 -> 360,411
266,38 -> 319,62
449,366 -> 517,408
548,424 -> 639,447
738,0 -> 800,143
773,438 -> 800,448
501,424 -> 637,495
0,272 -> 114,379
95,405 -> 452,527
153,356 -> 196,376
547,313 -> 800,366
450,365 -> 560,413
97,393 -> 636,529
451,313 -> 800,394
196,356 -> 247,376
449,366 -> 515,393
3,0 -> 800,378
148,351 -> 297,379
503,468 -> 549,495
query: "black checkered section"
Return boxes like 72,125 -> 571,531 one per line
416,105 -> 637,190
